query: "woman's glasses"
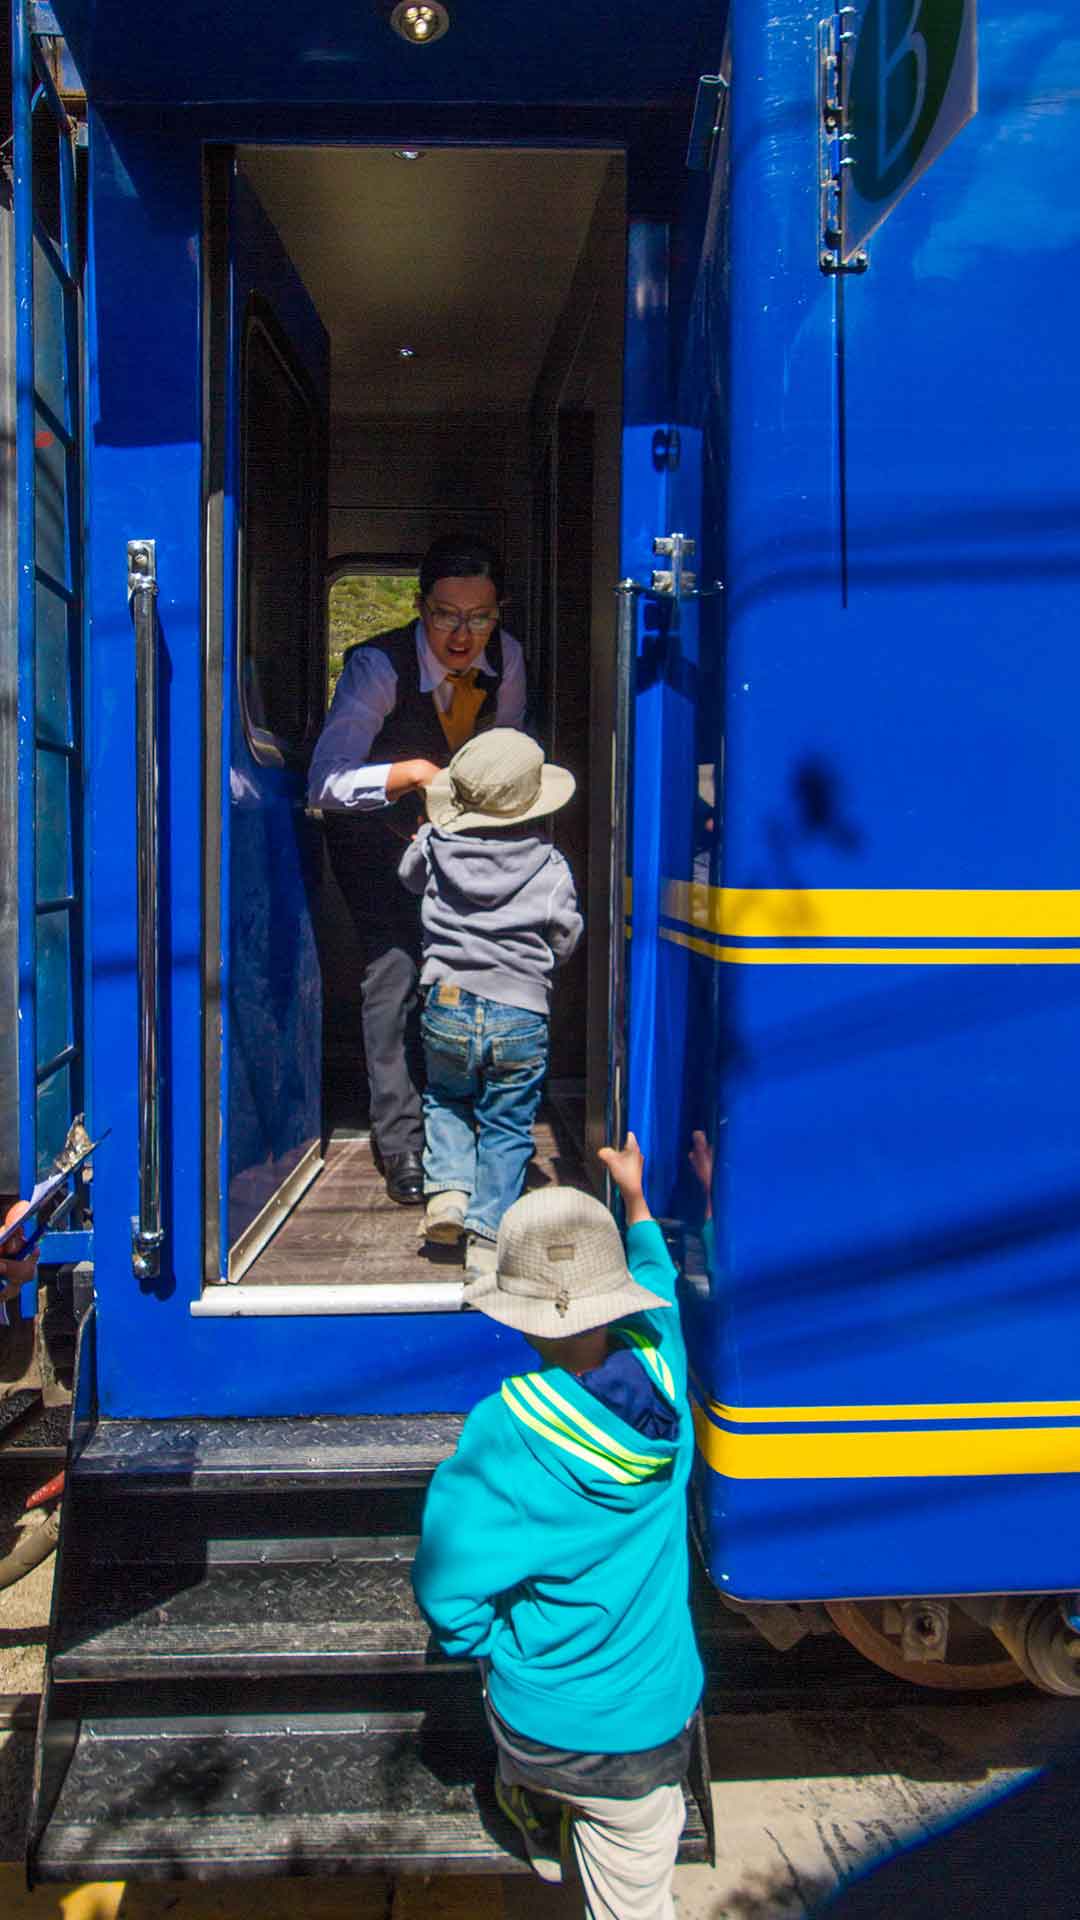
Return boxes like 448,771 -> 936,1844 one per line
423,599 -> 500,635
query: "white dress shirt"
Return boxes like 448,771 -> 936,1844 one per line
308,621 -> 527,812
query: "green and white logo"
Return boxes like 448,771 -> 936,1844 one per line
844,0 -> 977,257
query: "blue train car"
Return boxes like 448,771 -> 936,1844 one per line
4,0 -> 1079,1884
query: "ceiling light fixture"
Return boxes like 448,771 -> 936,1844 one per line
398,345 -> 416,358
389,3 -> 450,46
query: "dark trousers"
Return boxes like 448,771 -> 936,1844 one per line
326,825 -> 425,1158
357,912 -> 425,1156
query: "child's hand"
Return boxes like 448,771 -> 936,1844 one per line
598,1133 -> 651,1224
688,1130 -> 713,1221
688,1130 -> 713,1191
0,1201 -> 40,1303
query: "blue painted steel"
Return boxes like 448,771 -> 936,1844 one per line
12,0 -> 37,1199
220,174 -> 325,1264
624,72 -> 729,1227
44,0 -> 1080,1623
12,0 -> 90,1227
679,0 -> 1080,1600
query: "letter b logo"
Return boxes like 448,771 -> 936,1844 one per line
850,0 -> 966,203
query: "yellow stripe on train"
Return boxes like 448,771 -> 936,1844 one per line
662,883 -> 1080,941
692,1404 -> 1080,1480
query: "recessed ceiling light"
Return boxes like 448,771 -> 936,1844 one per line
390,3 -> 450,46
398,345 -> 416,359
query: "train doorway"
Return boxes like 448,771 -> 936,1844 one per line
201,144 -> 627,1303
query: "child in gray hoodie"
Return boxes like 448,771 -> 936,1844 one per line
397,729 -> 582,1274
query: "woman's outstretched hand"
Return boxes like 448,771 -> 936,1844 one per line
598,1132 -> 651,1225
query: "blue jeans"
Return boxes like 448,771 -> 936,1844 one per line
421,984 -> 549,1243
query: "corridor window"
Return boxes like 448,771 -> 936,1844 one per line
327,568 -> 419,703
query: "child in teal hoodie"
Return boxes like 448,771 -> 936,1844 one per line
412,1135 -> 703,1919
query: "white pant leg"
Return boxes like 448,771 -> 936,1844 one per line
568,1782 -> 686,1920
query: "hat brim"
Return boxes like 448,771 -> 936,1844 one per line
467,1265 -> 671,1338
426,763 -> 576,835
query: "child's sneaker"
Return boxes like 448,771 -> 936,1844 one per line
494,1776 -> 567,1884
463,1232 -> 498,1281
422,1191 -> 468,1244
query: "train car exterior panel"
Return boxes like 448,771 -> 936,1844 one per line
665,1 -> 1080,1600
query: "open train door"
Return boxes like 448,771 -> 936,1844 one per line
204,152 -> 329,1284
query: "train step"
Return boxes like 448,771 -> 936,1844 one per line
53,1533 -> 451,1679
32,1345 -> 714,1881
71,1414 -> 465,1491
31,1698 -> 712,1881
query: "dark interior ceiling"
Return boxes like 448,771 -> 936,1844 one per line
48,1 -> 724,113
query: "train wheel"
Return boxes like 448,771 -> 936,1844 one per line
825,1600 -> 1025,1691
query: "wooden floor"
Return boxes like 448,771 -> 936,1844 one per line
246,1110 -> 590,1288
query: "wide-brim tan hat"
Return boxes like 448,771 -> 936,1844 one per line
468,1186 -> 671,1339
426,728 -> 575,835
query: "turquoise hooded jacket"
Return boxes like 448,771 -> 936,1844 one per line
412,1220 -> 704,1753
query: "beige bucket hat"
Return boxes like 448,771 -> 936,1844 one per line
468,1186 -> 671,1339
426,728 -> 575,835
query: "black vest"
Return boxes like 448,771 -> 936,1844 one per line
323,622 -> 505,915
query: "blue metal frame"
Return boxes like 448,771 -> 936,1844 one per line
218,171 -> 325,1270
11,0 -> 90,1250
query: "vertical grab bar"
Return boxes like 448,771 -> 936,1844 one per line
606,580 -> 638,1193
129,540 -> 164,1279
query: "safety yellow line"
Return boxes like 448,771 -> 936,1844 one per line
692,1405 -> 1080,1480
658,926 -> 1080,966
0,1869 -> 502,1918
709,1398 -> 1080,1424
662,882 -> 1080,940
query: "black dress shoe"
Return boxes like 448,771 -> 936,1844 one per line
383,1150 -> 424,1206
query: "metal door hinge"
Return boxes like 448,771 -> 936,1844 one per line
818,8 -> 869,275
652,533 -> 696,598
649,534 -> 723,602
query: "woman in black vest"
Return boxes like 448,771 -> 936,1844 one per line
309,537 -> 527,1203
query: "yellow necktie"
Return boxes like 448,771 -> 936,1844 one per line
437,668 -> 486,752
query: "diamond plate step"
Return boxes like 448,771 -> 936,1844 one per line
53,1536 -> 452,1679
71,1414 -> 465,1490
31,1707 -> 710,1879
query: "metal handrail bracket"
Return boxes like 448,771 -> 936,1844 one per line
128,539 -> 164,1279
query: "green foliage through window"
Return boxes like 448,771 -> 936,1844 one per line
327,573 -> 419,703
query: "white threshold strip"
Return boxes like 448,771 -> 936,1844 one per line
190,1281 -> 465,1317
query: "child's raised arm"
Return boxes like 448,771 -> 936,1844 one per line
597,1132 -> 652,1227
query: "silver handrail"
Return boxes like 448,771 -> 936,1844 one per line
606,580 -> 638,1193
129,540 -> 164,1279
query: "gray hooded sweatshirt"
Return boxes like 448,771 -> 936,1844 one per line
398,823 -> 583,1014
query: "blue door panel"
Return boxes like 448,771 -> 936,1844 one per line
221,172 -> 325,1263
